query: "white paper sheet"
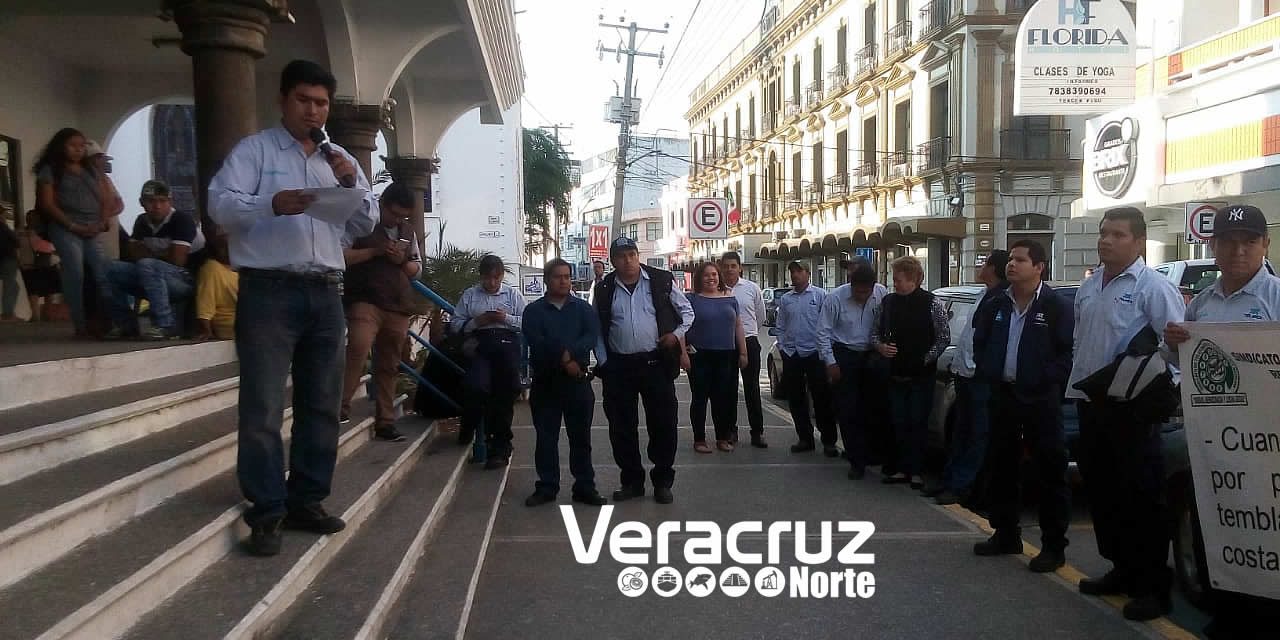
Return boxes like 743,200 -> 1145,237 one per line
300,187 -> 366,226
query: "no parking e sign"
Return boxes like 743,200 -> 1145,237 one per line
687,198 -> 728,239
1185,201 -> 1226,244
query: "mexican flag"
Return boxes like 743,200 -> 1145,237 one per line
725,187 -> 740,225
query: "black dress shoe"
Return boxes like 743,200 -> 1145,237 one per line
881,472 -> 909,484
1028,549 -> 1065,573
847,466 -> 866,480
373,425 -> 407,442
243,517 -> 283,557
751,435 -> 768,449
525,491 -> 556,507
612,485 -> 645,502
823,445 -> 841,458
284,505 -> 346,534
973,532 -> 1022,556
653,487 -> 674,504
790,441 -> 816,453
1078,569 -> 1133,596
484,456 -> 509,470
1123,593 -> 1171,621
572,491 -> 608,506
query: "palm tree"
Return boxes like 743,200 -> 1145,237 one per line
416,243 -> 489,342
523,128 -> 573,258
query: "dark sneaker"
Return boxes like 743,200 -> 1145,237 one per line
1123,593 -> 1171,621
373,425 -> 407,442
750,435 -> 768,449
847,466 -> 866,480
612,485 -> 645,502
283,505 -> 346,534
243,517 -> 283,557
973,533 -> 1023,556
934,491 -> 964,505
483,455 -> 509,470
909,475 -> 925,490
1078,569 -> 1133,596
525,491 -> 556,507
790,441 -> 816,453
103,327 -> 126,340
339,411 -> 351,424
653,487 -> 674,504
1028,549 -> 1065,573
572,490 -> 608,507
823,445 -> 841,458
141,326 -> 178,341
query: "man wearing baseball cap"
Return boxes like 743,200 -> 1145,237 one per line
1165,204 -> 1279,638
592,235 -> 694,504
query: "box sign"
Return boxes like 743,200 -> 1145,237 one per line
1014,0 -> 1137,115
1082,102 -> 1163,211
1185,202 -> 1226,244
588,224 -> 609,259
687,198 -> 729,240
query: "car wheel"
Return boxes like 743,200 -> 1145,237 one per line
767,356 -> 784,400
1171,478 -> 1213,610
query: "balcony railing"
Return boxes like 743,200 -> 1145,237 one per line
885,21 -> 913,57
740,127 -> 754,145
760,4 -> 780,34
883,151 -> 914,180
854,43 -> 878,79
763,109 -> 779,133
804,183 -> 824,206
999,128 -> 1073,161
825,173 -> 849,200
916,136 -> 952,173
827,62 -> 849,94
852,162 -> 878,189
785,102 -> 803,118
738,205 -> 754,226
928,193 -> 957,218
806,81 -> 824,109
918,0 -> 960,39
784,189 -> 803,210
761,200 -> 777,221
726,137 -> 740,156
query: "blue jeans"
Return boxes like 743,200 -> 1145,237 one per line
48,224 -> 111,332
235,272 -> 346,527
0,256 -> 17,316
107,258 -> 193,331
530,376 -> 596,496
942,376 -> 992,493
888,374 -> 935,476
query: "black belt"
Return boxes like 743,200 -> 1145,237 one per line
608,350 -> 662,365
834,343 -> 872,354
240,268 -> 343,285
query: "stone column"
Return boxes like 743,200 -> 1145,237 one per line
971,29 -> 1002,282
327,103 -> 385,181
385,156 -> 439,259
166,0 -> 287,226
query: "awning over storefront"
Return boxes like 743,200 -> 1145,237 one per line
879,216 -> 966,239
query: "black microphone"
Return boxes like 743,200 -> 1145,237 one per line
309,128 -> 356,188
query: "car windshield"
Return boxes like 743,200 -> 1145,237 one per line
1181,265 -> 1221,295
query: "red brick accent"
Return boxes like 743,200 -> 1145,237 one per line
1168,53 -> 1183,76
1264,115 -> 1280,156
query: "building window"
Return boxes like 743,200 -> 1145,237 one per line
647,258 -> 666,268
679,207 -> 685,228
646,221 -> 662,241
627,223 -> 639,240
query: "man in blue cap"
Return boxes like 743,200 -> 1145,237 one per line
592,235 -> 694,504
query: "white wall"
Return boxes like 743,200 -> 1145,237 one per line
0,37 -> 80,218
431,102 -> 523,281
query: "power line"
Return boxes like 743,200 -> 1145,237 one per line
639,0 -> 702,122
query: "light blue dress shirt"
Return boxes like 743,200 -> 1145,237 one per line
817,282 -> 887,365
1185,265 -> 1280,323
207,126 -> 378,273
451,283 -> 526,333
605,269 -> 695,355
776,285 -> 827,357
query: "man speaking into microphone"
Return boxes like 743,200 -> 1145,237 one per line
208,59 -> 378,557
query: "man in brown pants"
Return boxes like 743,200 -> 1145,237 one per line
340,182 -> 421,441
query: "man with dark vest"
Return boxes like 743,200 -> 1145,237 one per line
593,236 -> 694,504
971,239 -> 1074,574
339,182 -> 420,442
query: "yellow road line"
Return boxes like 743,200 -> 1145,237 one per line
941,504 -> 1199,640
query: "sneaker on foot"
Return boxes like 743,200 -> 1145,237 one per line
790,441 -> 816,453
823,445 -> 841,458
1028,549 -> 1065,573
525,491 -> 556,507
283,505 -> 345,534
243,516 -> 283,556
373,425 -> 407,442
572,490 -> 608,506
1078,569 -> 1133,596
1123,593 -> 1171,621
973,532 -> 1023,556
141,326 -> 178,341
339,411 -> 351,424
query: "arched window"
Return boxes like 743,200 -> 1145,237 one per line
1007,213 -> 1053,231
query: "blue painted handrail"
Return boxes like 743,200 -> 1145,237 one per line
397,362 -> 461,413
407,330 -> 466,375
411,280 -> 455,314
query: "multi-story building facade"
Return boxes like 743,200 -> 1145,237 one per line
686,0 -> 1097,289
1077,0 -> 1280,267
563,136 -> 690,275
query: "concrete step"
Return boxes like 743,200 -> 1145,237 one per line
119,403 -> 431,640
2,404 -> 383,640
270,438 -> 469,640
0,380 -> 366,593
0,341 -> 237,411
382,460 -> 512,640
0,364 -> 242,487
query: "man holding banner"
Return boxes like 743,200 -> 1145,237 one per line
1166,204 -> 1280,640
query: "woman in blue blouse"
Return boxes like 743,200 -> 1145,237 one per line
686,262 -> 748,452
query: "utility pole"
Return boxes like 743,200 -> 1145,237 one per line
599,16 -> 667,242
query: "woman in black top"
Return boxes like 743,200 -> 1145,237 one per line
871,256 -> 950,489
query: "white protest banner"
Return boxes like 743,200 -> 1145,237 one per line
1180,322 -> 1280,599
